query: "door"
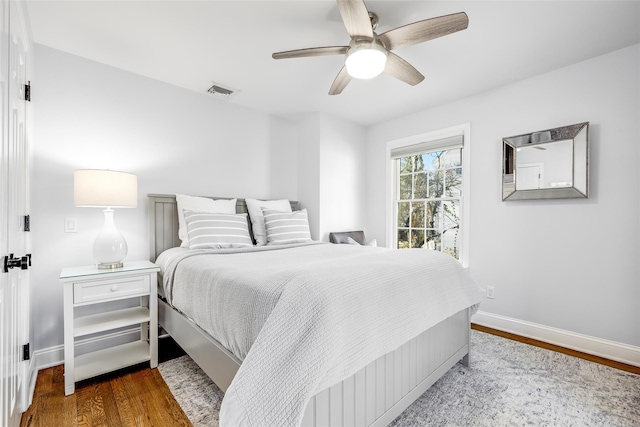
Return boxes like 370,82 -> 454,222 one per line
516,164 -> 542,190
1,1 -> 30,425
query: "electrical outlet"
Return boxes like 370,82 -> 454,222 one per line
486,286 -> 495,299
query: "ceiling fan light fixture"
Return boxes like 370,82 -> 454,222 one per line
272,1 -> 469,94
345,43 -> 387,79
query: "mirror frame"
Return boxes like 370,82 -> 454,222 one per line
502,122 -> 589,201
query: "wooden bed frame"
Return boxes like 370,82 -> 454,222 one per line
148,194 -> 471,427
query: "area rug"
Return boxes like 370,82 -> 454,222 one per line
158,330 -> 640,426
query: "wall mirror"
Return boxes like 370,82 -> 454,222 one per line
502,122 -> 589,201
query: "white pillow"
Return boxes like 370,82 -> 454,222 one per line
346,237 -> 360,245
176,194 -> 236,247
245,198 -> 292,245
347,236 -> 377,247
183,211 -> 252,249
262,208 -> 312,245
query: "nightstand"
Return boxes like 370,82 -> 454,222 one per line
61,260 -> 160,396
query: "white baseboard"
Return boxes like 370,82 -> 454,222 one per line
472,310 -> 640,368
27,327 -> 142,407
32,327 -> 142,370
33,343 -> 64,372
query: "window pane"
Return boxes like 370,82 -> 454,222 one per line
440,149 -> 462,167
394,141 -> 463,259
445,168 -> 463,197
442,200 -> 460,230
411,229 -> 425,248
400,175 -> 412,199
442,229 -> 459,260
397,229 -> 409,249
426,201 -> 440,228
411,202 -> 425,228
424,230 -> 441,251
424,151 -> 441,171
397,202 -> 410,227
414,172 -> 428,199
429,171 -> 444,197
399,157 -> 413,174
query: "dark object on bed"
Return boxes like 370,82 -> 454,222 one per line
329,230 -> 366,245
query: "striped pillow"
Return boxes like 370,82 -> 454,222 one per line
176,194 -> 237,248
262,208 -> 312,245
183,211 -> 252,249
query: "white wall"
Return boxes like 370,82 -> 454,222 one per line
296,114 -> 322,239
296,113 -> 366,242
365,44 -> 640,348
31,39 -> 638,363
30,45 -> 298,352
318,114 -> 366,241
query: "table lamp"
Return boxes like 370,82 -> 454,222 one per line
74,169 -> 137,269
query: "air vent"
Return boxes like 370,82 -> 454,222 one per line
206,82 -> 238,100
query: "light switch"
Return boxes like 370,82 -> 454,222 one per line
65,218 -> 77,233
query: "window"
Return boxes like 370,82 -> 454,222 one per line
387,126 -> 469,265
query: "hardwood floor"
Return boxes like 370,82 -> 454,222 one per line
20,363 -> 192,427
20,336 -> 191,427
21,327 -> 639,427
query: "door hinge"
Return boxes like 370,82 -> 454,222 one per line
24,81 -> 31,102
24,214 -> 30,232
22,343 -> 30,361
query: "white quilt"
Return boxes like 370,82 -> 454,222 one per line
161,243 -> 483,427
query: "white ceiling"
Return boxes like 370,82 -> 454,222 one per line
26,1 -> 640,126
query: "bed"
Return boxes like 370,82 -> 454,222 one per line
148,194 -> 483,427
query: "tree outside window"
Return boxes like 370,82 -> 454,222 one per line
396,149 -> 462,259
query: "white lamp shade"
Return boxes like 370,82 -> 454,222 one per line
74,169 -> 137,269
345,44 -> 388,80
74,169 -> 138,208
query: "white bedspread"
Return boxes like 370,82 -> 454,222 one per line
161,243 -> 483,427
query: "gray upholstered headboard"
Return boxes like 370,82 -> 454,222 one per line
148,194 -> 299,261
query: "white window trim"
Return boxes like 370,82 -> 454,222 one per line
385,123 -> 471,267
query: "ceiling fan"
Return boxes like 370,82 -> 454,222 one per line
272,0 -> 469,95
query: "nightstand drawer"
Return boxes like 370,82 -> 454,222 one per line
73,275 -> 150,304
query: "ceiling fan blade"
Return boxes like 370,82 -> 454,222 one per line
384,52 -> 425,86
337,0 -> 374,40
379,12 -> 469,51
272,46 -> 349,60
329,66 -> 351,95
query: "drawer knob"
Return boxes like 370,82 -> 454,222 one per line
110,285 -> 119,292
